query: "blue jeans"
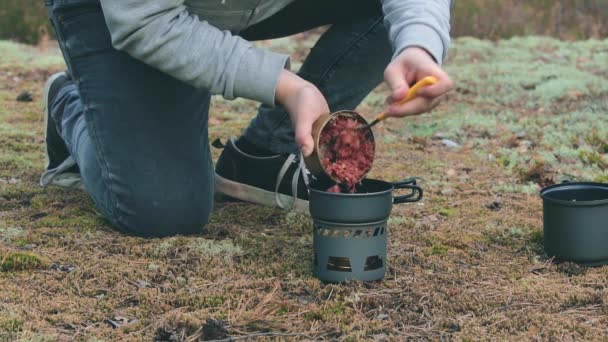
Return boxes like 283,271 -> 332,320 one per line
46,0 -> 391,237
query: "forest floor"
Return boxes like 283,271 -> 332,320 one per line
1,35 -> 607,341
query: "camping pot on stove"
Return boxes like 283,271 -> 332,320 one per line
540,182 -> 608,266
308,178 -> 423,283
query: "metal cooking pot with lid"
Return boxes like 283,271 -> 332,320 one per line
308,178 -> 423,224
540,182 -> 608,266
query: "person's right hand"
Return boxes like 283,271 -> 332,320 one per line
383,47 -> 453,117
275,70 -> 329,157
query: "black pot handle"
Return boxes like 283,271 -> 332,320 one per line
392,178 -> 423,204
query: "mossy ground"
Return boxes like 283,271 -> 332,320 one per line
0,36 -> 607,340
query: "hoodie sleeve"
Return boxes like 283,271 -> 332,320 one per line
381,0 -> 451,64
99,0 -> 289,106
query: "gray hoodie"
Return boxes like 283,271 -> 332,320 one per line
100,0 -> 451,106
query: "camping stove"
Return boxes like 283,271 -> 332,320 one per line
308,177 -> 423,283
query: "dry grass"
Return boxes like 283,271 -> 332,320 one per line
0,36 -> 607,341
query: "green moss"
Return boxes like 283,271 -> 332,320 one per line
438,208 -> 457,217
428,244 -> 449,256
0,226 -> 25,243
0,251 -> 44,271
563,293 -> 603,309
584,129 -> 608,154
304,302 -> 347,322
530,229 -> 544,245
492,182 -> 539,195
34,213 -> 105,231
173,295 -> 226,310
149,236 -> 243,262
0,315 -> 23,334
388,216 -> 415,226
579,150 -> 608,169
422,236 -> 450,256
594,173 -> 608,183
0,154 -> 40,176
485,227 -> 542,250
14,334 -> 56,342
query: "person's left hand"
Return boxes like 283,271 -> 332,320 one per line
383,47 -> 453,117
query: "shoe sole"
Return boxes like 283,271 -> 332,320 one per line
215,174 -> 309,215
42,72 -> 67,170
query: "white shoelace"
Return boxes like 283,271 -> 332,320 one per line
274,153 -> 309,211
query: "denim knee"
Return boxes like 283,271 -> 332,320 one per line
109,183 -> 214,238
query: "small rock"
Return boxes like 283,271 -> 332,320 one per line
135,279 -> 151,288
30,212 -> 48,220
433,132 -> 449,140
420,214 -> 441,229
61,322 -> 77,330
50,263 -> 77,272
517,145 -> 529,154
521,82 -> 536,90
520,140 -> 533,148
154,327 -> 183,342
485,201 -> 502,211
441,139 -> 461,148
455,87 -> 472,95
202,318 -> 229,340
440,188 -> 455,195
447,322 -> 461,333
376,314 -> 389,320
446,169 -> 457,177
0,177 -> 20,184
16,91 -> 33,102
542,75 -> 558,81
22,244 -> 37,250
106,316 -> 137,329
106,319 -> 122,329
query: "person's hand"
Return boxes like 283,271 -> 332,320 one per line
275,70 -> 329,157
383,47 -> 453,117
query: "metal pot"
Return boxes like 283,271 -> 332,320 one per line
308,177 -> 423,283
308,178 -> 423,224
540,182 -> 608,266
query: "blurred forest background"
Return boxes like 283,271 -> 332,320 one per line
1,0 -> 607,45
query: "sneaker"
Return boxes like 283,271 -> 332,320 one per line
40,72 -> 82,189
214,138 -> 310,214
